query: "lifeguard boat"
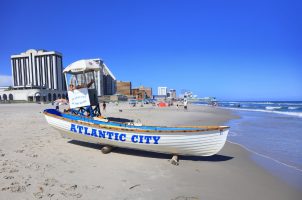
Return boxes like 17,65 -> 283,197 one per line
43,59 -> 229,165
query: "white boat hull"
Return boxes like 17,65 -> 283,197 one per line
44,114 -> 229,156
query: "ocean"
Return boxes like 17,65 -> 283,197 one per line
196,101 -> 302,188
218,101 -> 302,118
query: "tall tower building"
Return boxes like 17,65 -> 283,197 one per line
92,58 -> 116,96
158,86 -> 167,96
0,49 -> 67,102
168,89 -> 176,99
11,49 -> 66,90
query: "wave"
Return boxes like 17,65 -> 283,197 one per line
222,107 -> 302,118
246,102 -> 274,105
220,101 -> 274,105
288,106 -> 299,110
219,102 -> 302,106
265,106 -> 282,110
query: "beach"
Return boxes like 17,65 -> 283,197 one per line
0,103 -> 301,200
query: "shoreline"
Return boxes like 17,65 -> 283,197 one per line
0,103 -> 301,199
223,107 -> 302,190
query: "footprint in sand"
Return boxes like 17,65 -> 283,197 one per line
33,191 -> 43,199
25,152 -> 39,158
59,184 -> 83,198
3,175 -> 14,179
9,169 -> 19,173
83,185 -> 104,190
43,178 -> 58,187
60,184 -> 78,191
69,192 -> 83,198
60,190 -> 82,199
33,186 -> 44,199
1,181 -> 26,193
0,167 -> 7,173
25,162 -> 40,171
15,149 -> 25,153
172,196 -> 199,200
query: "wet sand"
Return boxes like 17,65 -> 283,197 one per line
0,103 -> 301,199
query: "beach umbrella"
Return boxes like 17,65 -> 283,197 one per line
63,59 -> 101,74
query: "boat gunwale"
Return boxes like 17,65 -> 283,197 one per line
43,110 -> 229,133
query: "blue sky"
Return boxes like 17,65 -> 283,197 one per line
0,0 -> 301,100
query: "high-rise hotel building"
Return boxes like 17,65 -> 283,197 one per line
0,49 -> 66,102
92,58 -> 116,96
158,86 -> 168,96
11,49 -> 66,90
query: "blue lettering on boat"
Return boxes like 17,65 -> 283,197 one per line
91,128 -> 98,137
106,131 -> 114,140
84,127 -> 90,135
70,124 -> 77,132
153,136 -> 160,144
98,130 -> 105,138
77,125 -> 84,134
131,135 -> 138,143
69,123 -> 161,144
119,134 -> 126,141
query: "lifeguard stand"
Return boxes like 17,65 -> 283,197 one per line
63,60 -> 101,117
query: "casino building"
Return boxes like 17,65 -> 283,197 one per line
92,58 -> 116,96
0,49 -> 67,102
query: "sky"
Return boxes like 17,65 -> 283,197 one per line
0,0 -> 301,101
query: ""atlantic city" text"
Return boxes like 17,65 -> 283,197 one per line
70,124 -> 161,144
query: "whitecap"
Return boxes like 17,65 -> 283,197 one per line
288,106 -> 299,110
221,107 -> 302,118
266,106 -> 282,110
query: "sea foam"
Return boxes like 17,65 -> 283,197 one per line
222,107 -> 302,118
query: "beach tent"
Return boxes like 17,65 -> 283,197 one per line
158,102 -> 168,107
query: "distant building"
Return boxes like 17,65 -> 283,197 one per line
131,88 -> 141,99
116,81 -> 132,96
132,86 -> 152,100
11,49 -> 65,90
92,59 -> 116,96
167,89 -> 176,99
158,86 -> 167,96
140,86 -> 152,98
0,49 -> 66,102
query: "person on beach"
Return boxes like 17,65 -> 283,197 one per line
69,79 -> 95,91
69,83 -> 75,91
103,101 -> 106,111
184,98 -> 188,110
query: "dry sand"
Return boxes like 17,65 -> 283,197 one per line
0,103 -> 301,200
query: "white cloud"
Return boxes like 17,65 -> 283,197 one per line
0,75 -> 12,86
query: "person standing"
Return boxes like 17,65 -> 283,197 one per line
103,101 -> 106,112
184,98 -> 188,110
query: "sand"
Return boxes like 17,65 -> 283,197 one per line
0,103 -> 301,200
